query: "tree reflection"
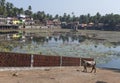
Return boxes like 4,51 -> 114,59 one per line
0,41 -> 22,52
59,34 -> 69,43
54,37 -> 58,42
94,45 -> 98,48
78,36 -> 86,43
32,36 -> 46,44
48,36 -> 52,40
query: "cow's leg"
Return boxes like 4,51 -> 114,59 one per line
83,64 -> 87,72
90,65 -> 96,73
94,66 -> 96,73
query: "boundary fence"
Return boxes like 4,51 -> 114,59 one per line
0,52 -> 94,67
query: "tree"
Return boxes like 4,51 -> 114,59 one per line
19,8 -> 24,14
0,0 -> 5,6
95,12 -> 101,24
87,13 -> 91,23
5,2 -> 14,16
12,7 -> 19,16
28,5 -> 32,11
62,13 -> 67,22
0,0 -> 6,15
33,13 -> 37,20
25,5 -> 32,17
54,14 -> 59,19
79,15 -> 88,23
66,14 -> 71,23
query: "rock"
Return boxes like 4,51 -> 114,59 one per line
12,72 -> 19,77
44,69 -> 50,71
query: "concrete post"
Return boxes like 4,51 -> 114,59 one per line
60,56 -> 62,66
80,58 -> 81,66
31,54 -> 34,67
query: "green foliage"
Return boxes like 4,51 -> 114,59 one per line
1,0 -> 120,28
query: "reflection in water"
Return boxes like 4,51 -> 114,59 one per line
1,33 -> 120,68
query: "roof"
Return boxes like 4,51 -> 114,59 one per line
17,14 -> 27,18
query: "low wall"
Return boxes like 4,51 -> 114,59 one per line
62,56 -> 80,66
0,52 -> 94,67
0,52 -> 31,67
33,55 -> 60,67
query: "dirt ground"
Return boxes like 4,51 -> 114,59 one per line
0,67 -> 119,83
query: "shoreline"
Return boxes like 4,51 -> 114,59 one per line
0,28 -> 120,43
0,66 -> 120,72
0,65 -> 119,71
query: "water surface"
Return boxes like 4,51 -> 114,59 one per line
1,33 -> 120,69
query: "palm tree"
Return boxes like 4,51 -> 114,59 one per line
63,13 -> 67,22
28,5 -> 32,11
28,5 -> 32,17
0,0 -> 5,6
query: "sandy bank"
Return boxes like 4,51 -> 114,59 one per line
0,67 -> 119,83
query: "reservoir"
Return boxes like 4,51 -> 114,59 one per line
1,33 -> 120,69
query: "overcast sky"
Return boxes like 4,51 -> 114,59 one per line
6,0 -> 120,16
